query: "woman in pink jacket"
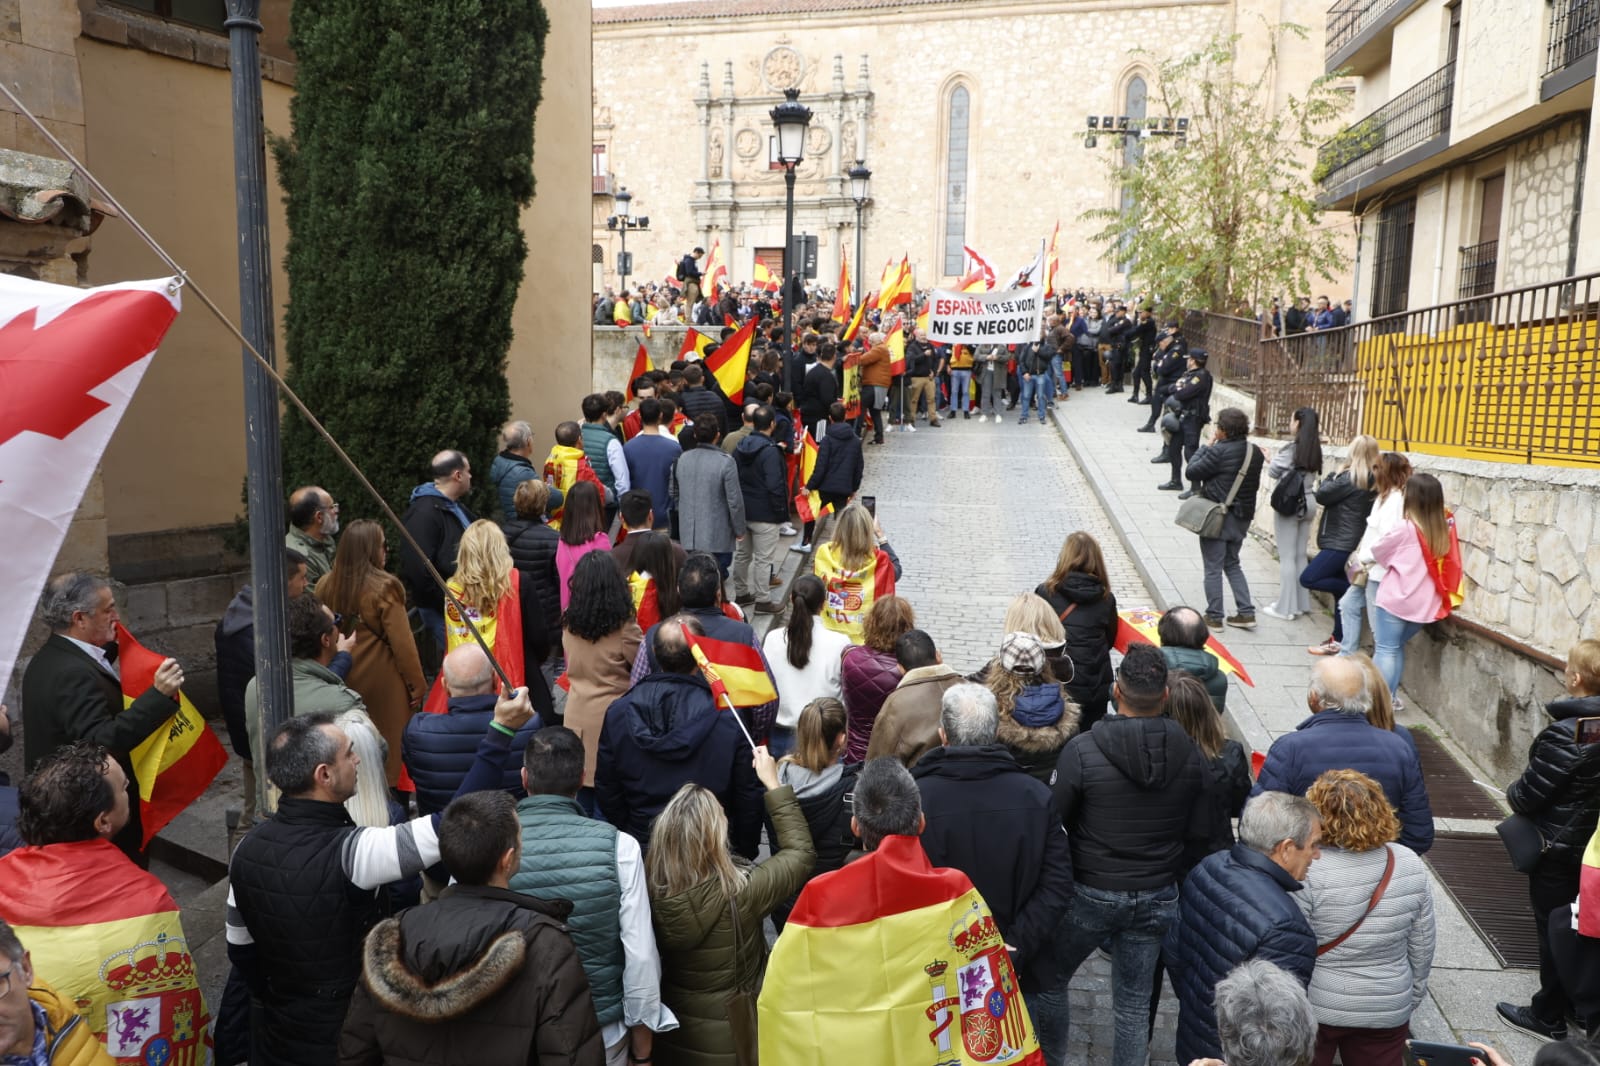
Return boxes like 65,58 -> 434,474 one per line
1370,473 -> 1450,695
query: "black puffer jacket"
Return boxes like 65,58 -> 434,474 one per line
502,518 -> 561,637
1185,436 -> 1265,541
1314,470 -> 1378,553
1507,694 -> 1600,867
913,745 -> 1075,990
398,490 -> 476,614
338,885 -> 604,1066
1187,739 -> 1253,872
1051,715 -> 1207,890
1036,574 -> 1119,727
806,421 -> 864,498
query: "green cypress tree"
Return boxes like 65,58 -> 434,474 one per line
275,0 -> 548,521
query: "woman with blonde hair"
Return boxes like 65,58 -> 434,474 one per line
840,595 -> 916,763
648,749 -> 815,1066
814,502 -> 901,643
1339,451 -> 1412,660
316,519 -> 426,787
1299,769 -> 1435,1065
982,632 -> 1079,783
334,709 -> 419,909
421,520 -> 552,719
1303,435 -> 1380,656
1035,531 -> 1119,728
1497,640 -> 1600,1040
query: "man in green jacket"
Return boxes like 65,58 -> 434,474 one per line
244,592 -> 364,767
1158,606 -> 1229,715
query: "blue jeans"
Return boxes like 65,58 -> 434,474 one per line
1337,577 -> 1379,657
1299,548 -> 1352,641
1032,883 -> 1181,1066
1018,375 -> 1050,422
1373,603 -> 1424,694
417,607 -> 446,656
1050,353 -> 1066,395
949,369 -> 972,412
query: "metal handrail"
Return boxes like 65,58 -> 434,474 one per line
1457,240 -> 1499,300
1546,0 -> 1600,77
1325,0 -> 1410,60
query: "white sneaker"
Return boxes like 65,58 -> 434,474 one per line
778,523 -> 797,537
1258,606 -> 1297,621
905,424 -> 916,433
977,414 -> 988,423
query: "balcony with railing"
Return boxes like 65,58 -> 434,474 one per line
1544,0 -> 1600,99
1325,0 -> 1424,73
1315,61 -> 1455,204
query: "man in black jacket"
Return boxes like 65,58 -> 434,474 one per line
798,343 -> 841,437
676,363 -> 725,431
1128,307 -> 1159,403
398,450 -> 477,652
677,247 -> 704,310
1183,407 -> 1264,630
732,406 -> 788,614
21,572 -> 184,865
1158,349 -> 1214,494
903,329 -> 942,426
912,683 -> 1074,1063
1039,644 -> 1206,1066
1102,304 -> 1134,394
228,690 -> 535,1066
1141,325 -> 1189,436
338,790 -> 605,1065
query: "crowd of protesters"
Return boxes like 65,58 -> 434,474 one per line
0,265 -> 1581,1066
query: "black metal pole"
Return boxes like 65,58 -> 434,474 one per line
225,0 -> 290,819
619,225 -> 628,292
854,202 -> 864,309
782,165 -> 796,348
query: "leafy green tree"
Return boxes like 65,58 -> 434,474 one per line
275,0 -> 549,520
1083,27 -> 1350,313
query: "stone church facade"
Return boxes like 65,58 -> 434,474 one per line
593,0 -> 1339,297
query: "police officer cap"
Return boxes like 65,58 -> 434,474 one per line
1188,348 -> 1209,363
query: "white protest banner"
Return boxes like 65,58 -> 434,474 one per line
926,285 -> 1044,346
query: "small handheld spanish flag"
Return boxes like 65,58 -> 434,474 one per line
680,624 -> 776,749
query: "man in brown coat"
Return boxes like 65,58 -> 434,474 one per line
865,630 -> 964,767
339,790 -> 604,1066
856,331 -> 893,444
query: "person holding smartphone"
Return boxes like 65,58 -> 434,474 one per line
1498,639 -> 1600,1041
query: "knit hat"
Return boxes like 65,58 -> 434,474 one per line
999,631 -> 1045,675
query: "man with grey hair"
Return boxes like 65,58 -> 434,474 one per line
21,571 -> 184,864
912,684 -> 1074,1018
1187,960 -> 1317,1066
1254,656 -> 1433,852
490,418 -> 543,521
1171,792 -> 1321,1063
403,644 -> 542,816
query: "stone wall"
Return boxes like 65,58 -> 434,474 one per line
593,325 -> 692,394
1500,117 -> 1587,290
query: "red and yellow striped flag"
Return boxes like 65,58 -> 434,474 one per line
679,328 -> 714,361
704,239 -> 727,301
831,254 -> 852,323
0,838 -> 213,1065
842,299 -> 869,343
886,315 -> 906,377
759,835 -> 1041,1066
814,540 -> 896,643
753,261 -> 780,293
612,299 -> 633,326
683,629 -> 777,709
793,428 -> 834,524
703,317 -> 756,404
117,623 -> 227,846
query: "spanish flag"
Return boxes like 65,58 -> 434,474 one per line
759,834 -> 1042,1066
1044,221 -> 1062,298
613,299 -> 633,326
683,628 -> 777,709
814,541 -> 896,643
679,328 -> 714,361
841,350 -> 863,421
1113,607 -> 1254,686
703,317 -> 756,404
880,256 -> 913,309
832,255 -> 852,323
793,428 -> 834,524
542,443 -> 603,529
885,315 -> 906,377
956,267 -> 989,293
704,239 -> 728,301
0,838 -> 213,1065
753,261 -> 780,293
117,623 -> 228,847
626,340 -> 652,399
1579,826 -> 1600,936
842,299 -> 869,343
915,305 -> 930,334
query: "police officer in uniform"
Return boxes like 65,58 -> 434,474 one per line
1141,324 -> 1190,441
1158,348 -> 1213,495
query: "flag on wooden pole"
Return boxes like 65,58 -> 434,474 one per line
703,317 -> 757,403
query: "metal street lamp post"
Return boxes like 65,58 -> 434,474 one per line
607,186 -> 649,295
770,87 -> 812,349
848,159 -> 871,306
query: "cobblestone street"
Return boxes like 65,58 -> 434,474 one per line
849,410 -> 1184,1065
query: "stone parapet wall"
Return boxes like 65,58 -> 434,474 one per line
593,325 -> 692,394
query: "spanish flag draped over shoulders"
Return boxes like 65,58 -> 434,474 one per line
814,542 -> 896,643
759,834 -> 1041,1066
0,839 -> 212,1065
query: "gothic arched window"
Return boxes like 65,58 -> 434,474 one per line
942,85 -> 971,276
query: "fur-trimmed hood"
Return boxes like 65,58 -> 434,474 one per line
360,884 -> 573,1023
998,687 -> 1081,754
